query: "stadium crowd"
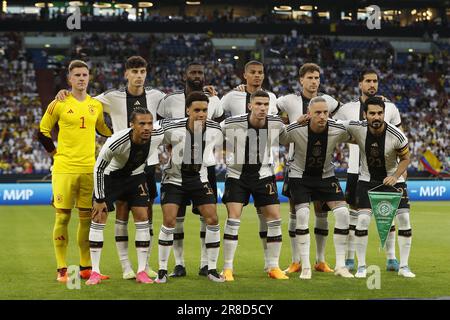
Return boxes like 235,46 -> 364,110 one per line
0,32 -> 448,175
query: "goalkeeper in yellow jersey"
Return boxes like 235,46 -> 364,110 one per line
38,60 -> 112,282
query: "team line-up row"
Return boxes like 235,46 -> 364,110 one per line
38,57 -> 414,285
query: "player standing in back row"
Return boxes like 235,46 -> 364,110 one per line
280,97 -> 354,279
341,97 -> 414,278
156,62 -> 224,278
333,69 -> 403,272
220,61 -> 278,272
277,63 -> 341,275
156,92 -> 224,283
220,90 -> 288,281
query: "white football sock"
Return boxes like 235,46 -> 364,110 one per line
314,211 -> 328,263
89,222 -> 105,274
223,219 -> 240,270
396,209 -> 412,268
333,206 -> 350,269
173,216 -> 185,267
205,224 -> 221,271
135,221 -> 150,273
266,219 -> 282,269
115,219 -> 132,273
355,209 -> 371,268
158,225 -> 174,271
295,203 -> 311,269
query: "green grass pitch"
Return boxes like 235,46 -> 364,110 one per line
0,202 -> 449,300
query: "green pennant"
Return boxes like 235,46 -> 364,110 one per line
368,190 -> 402,249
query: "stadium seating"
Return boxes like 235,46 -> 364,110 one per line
0,32 -> 448,175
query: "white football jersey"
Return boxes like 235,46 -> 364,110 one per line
161,118 -> 223,186
94,126 -> 164,200
220,114 -> 284,180
277,92 -> 340,160
343,120 -> 408,183
220,90 -> 278,117
280,119 -> 351,179
156,90 -> 223,120
333,98 -> 401,174
277,92 -> 340,123
95,87 -> 164,131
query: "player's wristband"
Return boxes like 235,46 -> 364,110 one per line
95,198 -> 106,203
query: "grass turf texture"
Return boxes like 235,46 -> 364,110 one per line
0,202 -> 449,300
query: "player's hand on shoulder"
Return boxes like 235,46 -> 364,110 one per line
296,114 -> 310,125
55,89 -> 70,102
234,84 -> 246,92
376,95 -> 389,102
203,85 -> 218,96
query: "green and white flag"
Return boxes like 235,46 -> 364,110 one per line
368,190 -> 402,249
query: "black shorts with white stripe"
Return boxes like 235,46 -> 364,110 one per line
104,173 -> 150,212
289,176 -> 345,205
222,175 -> 280,207
160,182 -> 216,208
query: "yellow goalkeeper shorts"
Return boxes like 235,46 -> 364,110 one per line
51,173 -> 93,209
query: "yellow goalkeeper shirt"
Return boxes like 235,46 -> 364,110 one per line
40,94 -> 112,173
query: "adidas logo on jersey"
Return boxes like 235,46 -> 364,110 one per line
371,142 -> 378,147
315,141 -> 322,145
67,109 -> 74,114
134,100 -> 141,106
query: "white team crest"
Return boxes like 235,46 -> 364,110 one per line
376,201 -> 393,217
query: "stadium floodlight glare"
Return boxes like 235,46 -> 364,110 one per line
234,56 -> 239,60
93,2 -> 112,8
68,1 -> 83,6
217,58 -> 221,62
299,5 -> 313,11
411,9 -> 417,15
115,3 -> 133,9
274,6 -> 292,11
138,2 -> 153,8
231,46 -> 237,49
408,48 -> 414,52
44,44 -> 50,48
35,2 -> 54,8
186,1 -> 201,5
